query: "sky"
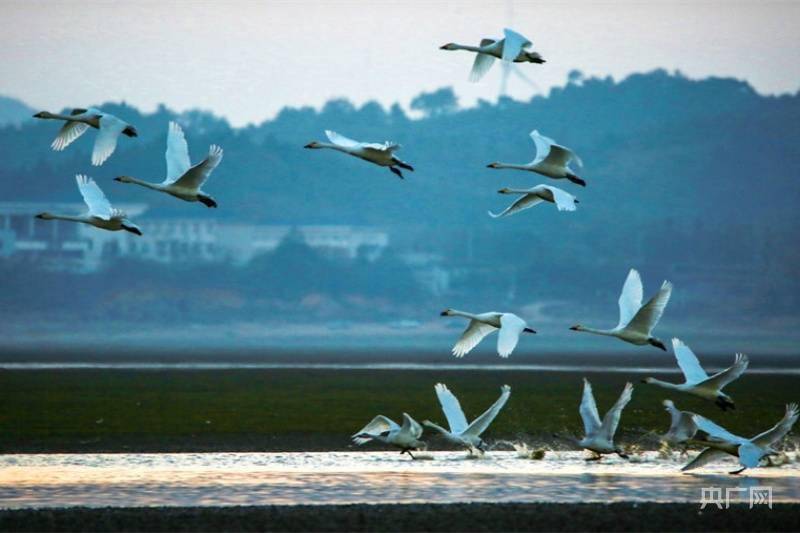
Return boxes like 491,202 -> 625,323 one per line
2,0 -> 799,127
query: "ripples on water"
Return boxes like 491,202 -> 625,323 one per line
0,452 -> 797,508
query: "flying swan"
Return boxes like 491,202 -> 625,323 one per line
440,308 -> 536,357
570,268 -> 672,350
33,107 -> 137,166
577,378 -> 634,460
660,399 -> 698,449
114,122 -> 223,208
487,130 -> 586,187
305,130 -> 414,179
489,185 -> 578,218
423,383 -> 511,454
439,28 -> 545,82
352,413 -> 426,458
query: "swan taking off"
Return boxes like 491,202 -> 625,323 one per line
33,108 -> 137,166
439,28 -> 545,82
304,130 -> 414,179
682,404 -> 798,475
487,130 -> 585,187
660,399 -> 698,447
114,122 -> 223,208
578,379 -> 634,460
352,413 -> 426,458
570,268 -> 672,351
642,339 -> 749,410
35,175 -> 142,236
423,383 -> 511,454
489,185 -> 578,218
440,308 -> 536,358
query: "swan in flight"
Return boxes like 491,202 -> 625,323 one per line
660,400 -> 698,447
489,185 -> 578,218
570,268 -> 672,351
577,379 -> 633,460
352,413 -> 426,458
682,404 -> 798,475
440,308 -> 536,358
487,130 -> 585,187
423,383 -> 511,453
439,28 -> 545,82
642,339 -> 748,410
33,107 -> 137,166
305,130 -> 414,179
114,122 -> 223,208
35,175 -> 142,236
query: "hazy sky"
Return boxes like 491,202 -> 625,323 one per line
2,1 -> 798,126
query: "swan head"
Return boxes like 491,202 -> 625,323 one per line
497,187 -> 511,194
114,176 -> 134,183
569,324 -> 583,331
487,162 -> 501,169
122,125 -> 138,138
35,212 -> 54,220
662,399 -> 675,409
33,111 -> 54,119
439,43 -> 458,51
440,308 -> 454,316
641,377 -> 656,385
304,141 -> 321,149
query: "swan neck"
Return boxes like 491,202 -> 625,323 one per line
448,309 -> 478,320
126,177 -> 163,190
425,421 -> 452,436
47,214 -> 86,223
451,43 -> 482,53
579,326 -> 615,336
494,163 -> 531,171
648,378 -> 680,390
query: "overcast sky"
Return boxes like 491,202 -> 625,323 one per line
2,0 -> 798,126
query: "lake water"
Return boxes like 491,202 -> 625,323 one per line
1,451 -> 797,508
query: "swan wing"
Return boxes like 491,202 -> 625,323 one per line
738,442 -> 764,468
616,269 -> 644,328
542,144 -> 576,168
691,414 -> 748,445
600,382 -> 633,440
541,185 -> 577,212
529,130 -> 555,165
702,353 -> 748,391
402,412 -> 423,439
75,174 -> 113,219
752,403 -> 799,448
452,320 -> 497,358
171,145 -> 223,190
625,280 -> 672,335
325,130 -> 362,149
680,447 -> 729,472
497,313 -> 526,357
433,383 -> 469,434
91,114 -> 127,166
51,121 -> 90,151
163,121 -> 192,184
488,193 -> 544,218
671,338 -> 709,385
501,28 -> 531,61
352,415 -> 398,444
579,378 -> 602,436
469,53 -> 496,82
463,384 -> 511,438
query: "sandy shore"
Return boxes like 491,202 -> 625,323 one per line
0,503 -> 796,532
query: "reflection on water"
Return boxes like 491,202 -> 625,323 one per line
0,452 -> 797,508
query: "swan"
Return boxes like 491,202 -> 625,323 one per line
423,383 -> 511,454
114,122 -> 223,208
489,185 -> 578,218
33,107 -> 137,166
304,130 -> 414,179
642,339 -> 748,410
682,403 -> 798,475
352,413 -> 426,458
439,28 -> 545,82
35,174 -> 142,236
577,378 -> 633,460
487,130 -> 586,187
570,268 -> 672,351
440,308 -> 536,357
660,400 -> 698,447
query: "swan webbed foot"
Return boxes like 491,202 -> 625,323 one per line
729,467 -> 747,475
389,167 -> 404,179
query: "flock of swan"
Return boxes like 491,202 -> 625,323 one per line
29,28 -> 796,475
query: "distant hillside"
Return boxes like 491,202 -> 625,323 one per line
0,95 -> 35,127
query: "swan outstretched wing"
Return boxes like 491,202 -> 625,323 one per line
497,313 -> 526,357
469,53 -> 496,82
702,353 -> 748,391
671,338 -> 709,385
580,378 -> 602,436
691,414 -> 748,445
171,145 -> 223,190
92,114 -> 127,166
681,447 -> 728,471
600,382 -> 633,440
463,385 -> 511,438
452,320 -> 497,357
541,185 -> 577,212
737,442 -> 764,468
488,193 -> 544,218
542,144 -> 577,168
529,130 -> 555,165
352,415 -> 398,444
164,121 -> 192,184
501,28 -> 531,62
325,130 -> 362,149
75,174 -> 114,219
402,412 -> 423,439
52,119 -> 90,151
616,269 -> 643,329
625,280 -> 672,335
752,403 -> 799,448
433,383 -> 469,434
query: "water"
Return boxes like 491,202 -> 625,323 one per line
1,452 -> 797,508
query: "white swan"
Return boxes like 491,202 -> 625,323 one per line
487,130 -> 586,187
660,400 -> 698,447
642,339 -> 748,410
33,108 -> 137,166
423,383 -> 511,453
439,28 -> 545,82
577,379 -> 633,459
570,268 -> 672,351
35,174 -> 142,235
440,308 -> 536,358
489,185 -> 578,218
305,130 -> 414,179
682,404 -> 798,475
352,413 -> 426,458
114,122 -> 223,208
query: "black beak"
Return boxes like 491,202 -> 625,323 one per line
569,326 -> 579,331
439,311 -> 448,316
304,143 -> 314,149
640,379 -> 648,384
524,327 -> 536,334
114,177 -> 122,181
35,214 -> 44,219
575,199 -> 580,203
